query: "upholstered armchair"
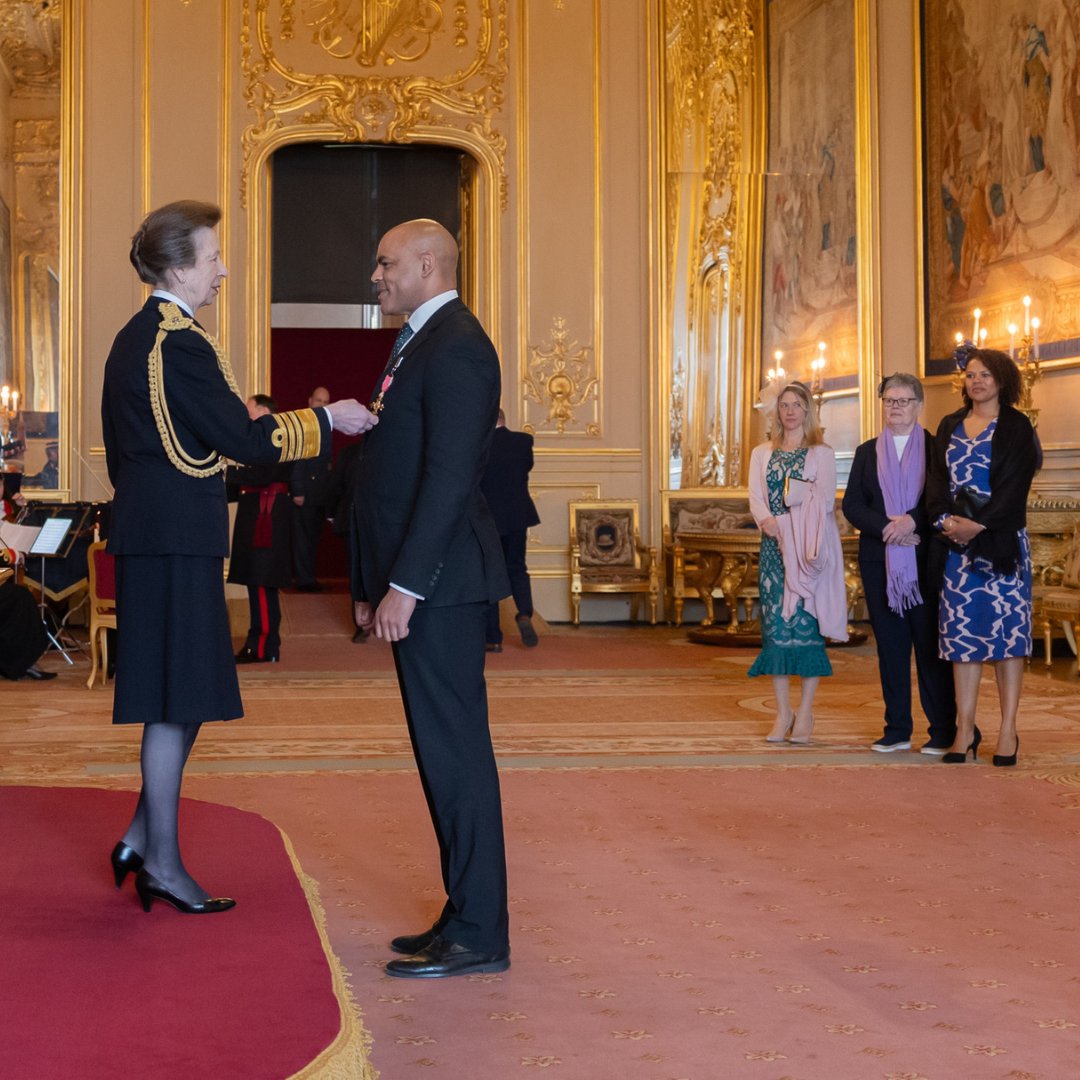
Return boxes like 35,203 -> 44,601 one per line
568,500 -> 659,626
1041,524 -> 1080,671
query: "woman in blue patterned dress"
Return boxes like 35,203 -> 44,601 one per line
927,349 -> 1038,767
749,383 -> 847,745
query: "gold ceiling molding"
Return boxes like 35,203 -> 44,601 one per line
523,316 -> 599,437
238,0 -> 509,207
0,0 -> 61,94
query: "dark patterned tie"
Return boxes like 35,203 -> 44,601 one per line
390,322 -> 415,359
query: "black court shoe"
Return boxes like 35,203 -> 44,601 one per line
134,870 -> 236,914
110,842 -> 144,888
942,727 -> 982,763
993,735 -> 1019,768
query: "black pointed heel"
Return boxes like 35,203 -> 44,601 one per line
110,842 -> 144,889
993,735 -> 1019,768
942,727 -> 982,763
134,869 -> 236,914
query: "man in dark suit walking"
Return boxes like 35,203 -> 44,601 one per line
480,409 -> 541,650
351,219 -> 511,979
290,385 -> 333,592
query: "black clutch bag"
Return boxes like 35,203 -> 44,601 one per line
953,485 -> 990,520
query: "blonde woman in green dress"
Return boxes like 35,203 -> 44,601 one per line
748,382 -> 847,744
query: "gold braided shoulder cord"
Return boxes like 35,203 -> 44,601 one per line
147,301 -> 243,478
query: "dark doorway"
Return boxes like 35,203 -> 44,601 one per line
269,142 -> 473,583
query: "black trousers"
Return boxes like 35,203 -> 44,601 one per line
392,601 -> 509,953
245,586 -> 281,659
485,530 -> 532,644
291,504 -> 326,588
860,558 -> 956,743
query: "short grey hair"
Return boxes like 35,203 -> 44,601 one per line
878,372 -> 924,401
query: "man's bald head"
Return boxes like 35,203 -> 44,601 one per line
371,218 -> 459,317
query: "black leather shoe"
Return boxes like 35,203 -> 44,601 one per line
385,935 -> 510,979
21,665 -> 57,680
390,927 -> 440,955
110,841 -> 144,889
134,870 -> 236,914
235,647 -> 279,664
516,615 -> 539,647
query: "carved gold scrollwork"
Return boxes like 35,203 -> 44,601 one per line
239,0 -> 509,208
522,316 -> 599,437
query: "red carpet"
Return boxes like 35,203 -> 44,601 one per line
1,787 -> 373,1079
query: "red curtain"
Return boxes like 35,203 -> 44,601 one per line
270,327 -> 396,580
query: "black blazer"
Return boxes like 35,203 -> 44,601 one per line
842,429 -> 934,567
349,298 -> 510,608
480,427 -> 541,535
925,404 -> 1038,574
102,297 -> 330,557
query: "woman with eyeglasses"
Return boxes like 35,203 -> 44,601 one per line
749,382 -> 848,744
842,374 -> 956,754
926,348 -> 1038,767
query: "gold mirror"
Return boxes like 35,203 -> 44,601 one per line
0,1 -> 62,496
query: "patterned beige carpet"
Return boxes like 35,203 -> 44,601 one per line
4,606 -> 1080,1078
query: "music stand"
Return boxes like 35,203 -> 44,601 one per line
28,516 -> 77,664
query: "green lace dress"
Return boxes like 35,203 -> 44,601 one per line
747,447 -> 832,678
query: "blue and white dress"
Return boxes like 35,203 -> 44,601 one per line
938,417 -> 1032,662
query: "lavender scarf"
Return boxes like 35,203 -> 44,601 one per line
875,427 -> 925,614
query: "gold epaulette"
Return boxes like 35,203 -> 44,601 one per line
148,301 -> 242,478
270,408 -> 323,463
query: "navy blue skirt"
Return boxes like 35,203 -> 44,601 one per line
113,555 -> 243,725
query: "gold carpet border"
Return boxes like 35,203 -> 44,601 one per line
277,825 -> 379,1080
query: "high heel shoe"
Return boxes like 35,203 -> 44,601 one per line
993,735 -> 1019,768
110,842 -> 144,889
942,727 -> 982,763
765,714 -> 795,743
788,717 -> 815,746
134,869 -> 236,914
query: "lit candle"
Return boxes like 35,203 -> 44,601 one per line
1032,316 -> 1040,359
1023,295 -> 1031,335
10,390 -> 17,412
1008,323 -> 1017,360
973,307 -> 981,342
954,331 -> 963,347
978,327 -> 987,346
0,385 -> 8,409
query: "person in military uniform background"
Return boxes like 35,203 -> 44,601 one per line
229,395 -> 294,664
290,385 -> 333,593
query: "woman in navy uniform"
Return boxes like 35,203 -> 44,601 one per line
101,201 -> 375,913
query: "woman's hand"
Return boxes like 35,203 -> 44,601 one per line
942,514 -> 984,545
760,515 -> 780,539
882,513 -> 916,545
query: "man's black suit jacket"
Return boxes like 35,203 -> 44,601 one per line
842,428 -> 934,570
480,427 -> 541,536
102,297 -> 330,557
350,298 -> 510,608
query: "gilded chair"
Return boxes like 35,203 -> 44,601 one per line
86,540 -> 117,688
569,500 -> 658,626
1041,524 -> 1080,672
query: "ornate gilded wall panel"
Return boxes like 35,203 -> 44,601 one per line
522,316 -> 599,437
238,0 -> 509,207
660,0 -> 757,490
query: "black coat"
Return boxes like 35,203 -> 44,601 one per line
480,427 -> 541,536
349,298 -> 509,608
226,461 -> 293,587
842,429 -> 934,569
925,404 -> 1038,574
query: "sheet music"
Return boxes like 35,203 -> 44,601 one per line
0,520 -> 40,554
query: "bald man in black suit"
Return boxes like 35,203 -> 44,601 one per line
350,219 -> 511,979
